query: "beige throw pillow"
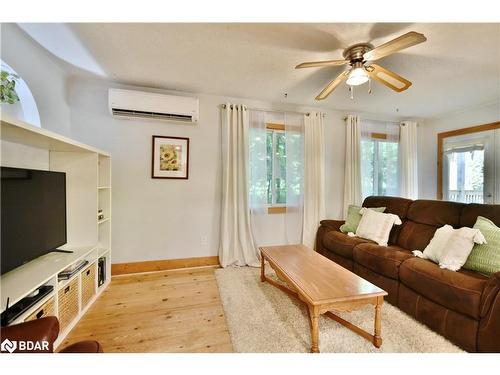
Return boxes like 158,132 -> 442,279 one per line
413,225 -> 486,271
355,208 -> 402,246
414,224 -> 454,264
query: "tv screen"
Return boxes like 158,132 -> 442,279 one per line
1,167 -> 66,275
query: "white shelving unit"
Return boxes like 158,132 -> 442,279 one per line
97,154 -> 112,289
0,116 -> 112,348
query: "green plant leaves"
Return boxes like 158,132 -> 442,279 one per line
1,70 -> 20,104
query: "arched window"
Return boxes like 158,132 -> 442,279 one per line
1,60 -> 41,127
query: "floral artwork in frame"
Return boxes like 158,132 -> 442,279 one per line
151,135 -> 189,179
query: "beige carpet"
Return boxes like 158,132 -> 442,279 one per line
215,266 -> 463,353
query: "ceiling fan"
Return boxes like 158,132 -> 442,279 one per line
295,31 -> 427,100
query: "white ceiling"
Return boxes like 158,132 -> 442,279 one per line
21,23 -> 500,118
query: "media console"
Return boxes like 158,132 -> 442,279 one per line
0,116 -> 112,348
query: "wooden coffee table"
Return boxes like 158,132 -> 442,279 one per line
260,244 -> 387,353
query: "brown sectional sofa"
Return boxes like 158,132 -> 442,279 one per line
316,196 -> 500,352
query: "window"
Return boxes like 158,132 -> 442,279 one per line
266,124 -> 287,207
445,147 -> 484,203
361,133 -> 399,199
249,117 -> 303,215
439,126 -> 499,204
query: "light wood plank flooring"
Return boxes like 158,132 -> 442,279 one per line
61,267 -> 233,352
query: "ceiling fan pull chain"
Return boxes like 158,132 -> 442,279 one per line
350,85 -> 354,100
368,78 -> 372,94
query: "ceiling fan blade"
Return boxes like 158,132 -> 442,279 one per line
315,70 -> 350,100
363,31 -> 427,61
295,59 -> 348,69
366,64 -> 412,92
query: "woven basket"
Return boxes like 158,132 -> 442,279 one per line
24,297 -> 55,322
58,277 -> 79,332
81,263 -> 96,308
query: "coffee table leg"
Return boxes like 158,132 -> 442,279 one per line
308,305 -> 320,353
373,296 -> 383,348
260,252 -> 265,282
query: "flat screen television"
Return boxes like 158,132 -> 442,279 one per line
1,167 -> 67,275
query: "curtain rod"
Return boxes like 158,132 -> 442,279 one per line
221,104 -> 312,117
343,116 -> 400,123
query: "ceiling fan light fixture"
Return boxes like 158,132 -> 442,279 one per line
346,63 -> 369,86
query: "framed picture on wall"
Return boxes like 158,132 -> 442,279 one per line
151,135 -> 189,179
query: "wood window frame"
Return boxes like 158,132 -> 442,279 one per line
371,132 -> 387,140
437,121 -> 500,200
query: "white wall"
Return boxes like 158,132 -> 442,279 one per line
1,24 -> 71,136
67,77 -> 361,262
418,100 -> 500,200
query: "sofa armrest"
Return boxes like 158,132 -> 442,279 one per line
315,220 -> 345,253
478,272 -> 500,352
0,316 -> 59,353
480,271 -> 500,317
319,219 -> 345,232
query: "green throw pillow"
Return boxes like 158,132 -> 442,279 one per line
463,216 -> 500,276
340,205 -> 386,233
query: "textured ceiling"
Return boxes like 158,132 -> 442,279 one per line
21,23 -> 500,118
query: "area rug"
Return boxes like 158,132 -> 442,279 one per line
215,266 -> 463,353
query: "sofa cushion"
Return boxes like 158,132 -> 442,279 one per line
399,257 -> 488,319
353,243 -> 413,280
460,204 -> 500,228
396,221 -> 438,251
322,231 -> 372,260
407,200 -> 464,227
396,200 -> 465,250
363,196 -> 412,219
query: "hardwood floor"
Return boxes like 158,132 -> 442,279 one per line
60,267 -> 233,352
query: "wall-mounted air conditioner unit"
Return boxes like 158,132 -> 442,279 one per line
108,89 -> 199,123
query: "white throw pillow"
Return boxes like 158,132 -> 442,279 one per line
414,224 -> 455,264
413,225 -> 486,271
355,208 -> 402,246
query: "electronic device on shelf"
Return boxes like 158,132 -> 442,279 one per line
98,257 -> 106,287
1,285 -> 54,327
1,166 -> 67,275
58,260 -> 89,280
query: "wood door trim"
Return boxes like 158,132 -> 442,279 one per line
437,121 -> 500,200
112,256 -> 220,275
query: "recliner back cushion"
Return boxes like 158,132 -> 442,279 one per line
363,196 -> 412,219
397,200 -> 464,250
407,200 -> 464,227
396,221 -> 439,251
460,204 -> 500,228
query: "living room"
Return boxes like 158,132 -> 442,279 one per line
0,1 -> 499,373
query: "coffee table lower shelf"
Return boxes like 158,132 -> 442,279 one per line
260,251 -> 385,353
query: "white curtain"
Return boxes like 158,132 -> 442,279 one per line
399,121 -> 419,199
219,103 -> 260,267
248,109 -> 270,245
343,115 -> 362,218
302,112 -> 325,248
285,112 -> 305,244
